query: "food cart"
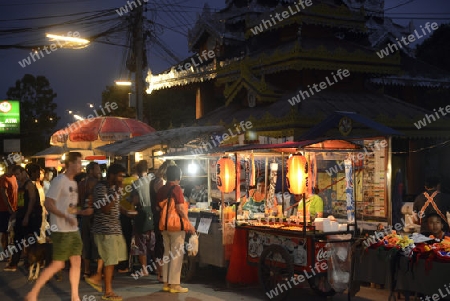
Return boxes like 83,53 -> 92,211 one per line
163,139 -> 365,292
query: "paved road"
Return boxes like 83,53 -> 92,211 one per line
0,261 -> 396,301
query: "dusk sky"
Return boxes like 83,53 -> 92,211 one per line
0,0 -> 449,129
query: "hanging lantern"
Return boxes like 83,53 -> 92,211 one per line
216,157 -> 236,193
287,153 -> 309,194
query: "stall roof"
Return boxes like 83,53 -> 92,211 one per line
96,125 -> 225,156
31,146 -> 66,158
163,139 -> 363,159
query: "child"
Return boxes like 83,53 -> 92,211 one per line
426,213 -> 450,240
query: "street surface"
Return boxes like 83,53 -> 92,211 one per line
0,261 -> 395,301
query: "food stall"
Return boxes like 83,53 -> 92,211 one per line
353,229 -> 450,301
163,138 -> 372,295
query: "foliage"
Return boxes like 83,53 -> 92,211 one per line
416,23 -> 450,72
101,85 -> 137,118
144,88 -> 196,130
6,74 -> 59,156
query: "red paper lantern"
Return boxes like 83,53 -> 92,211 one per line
287,153 -> 308,194
216,157 -> 236,193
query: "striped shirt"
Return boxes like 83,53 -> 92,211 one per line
91,182 -> 122,235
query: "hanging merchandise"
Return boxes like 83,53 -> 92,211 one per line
266,162 -> 278,214
308,152 -> 317,195
244,158 -> 250,198
344,159 -> 355,223
250,152 -> 255,186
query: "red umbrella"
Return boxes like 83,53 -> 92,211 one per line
50,116 -> 156,149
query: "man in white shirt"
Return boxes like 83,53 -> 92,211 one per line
26,152 -> 89,301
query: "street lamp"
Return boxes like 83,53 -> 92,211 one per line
115,80 -> 136,113
46,33 -> 90,49
115,81 -> 132,86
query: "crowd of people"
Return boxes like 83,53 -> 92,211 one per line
1,152 -> 448,301
0,153 -> 196,301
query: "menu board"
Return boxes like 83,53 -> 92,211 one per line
361,139 -> 388,218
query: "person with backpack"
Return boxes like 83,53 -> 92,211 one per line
130,160 -> 154,277
157,165 -> 195,293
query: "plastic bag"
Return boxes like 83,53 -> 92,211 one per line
188,233 -> 199,256
327,240 -> 352,293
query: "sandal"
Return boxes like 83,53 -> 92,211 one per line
158,275 -> 164,283
101,293 -> 122,301
85,277 -> 102,293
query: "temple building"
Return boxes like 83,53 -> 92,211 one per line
145,0 -> 450,222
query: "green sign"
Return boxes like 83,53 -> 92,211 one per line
0,100 -> 20,134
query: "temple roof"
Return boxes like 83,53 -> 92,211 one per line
193,91 -> 450,139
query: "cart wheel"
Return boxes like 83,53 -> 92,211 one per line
308,274 -> 336,297
258,244 -> 294,301
181,253 -> 197,282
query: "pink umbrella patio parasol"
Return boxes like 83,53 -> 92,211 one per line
50,116 -> 156,150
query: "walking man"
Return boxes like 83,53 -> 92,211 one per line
86,163 -> 127,301
25,152 -> 84,301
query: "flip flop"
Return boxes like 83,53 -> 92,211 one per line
101,293 -> 122,301
85,277 -> 102,293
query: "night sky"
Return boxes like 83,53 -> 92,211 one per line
0,0 -> 449,128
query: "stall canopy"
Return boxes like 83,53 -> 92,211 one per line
163,139 -> 363,159
96,125 -> 226,156
31,145 -> 67,158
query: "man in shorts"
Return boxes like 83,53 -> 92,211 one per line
86,163 -> 127,301
25,152 -> 84,301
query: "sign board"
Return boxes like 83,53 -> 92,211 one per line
0,100 -> 20,134
197,217 -> 212,234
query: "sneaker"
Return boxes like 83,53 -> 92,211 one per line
169,286 -> 188,293
4,265 -> 17,272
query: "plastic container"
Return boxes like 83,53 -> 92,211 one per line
338,224 -> 348,231
330,221 -> 339,232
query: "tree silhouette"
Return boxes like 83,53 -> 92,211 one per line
6,74 -> 59,156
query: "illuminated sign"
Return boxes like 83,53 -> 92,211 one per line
0,100 -> 20,134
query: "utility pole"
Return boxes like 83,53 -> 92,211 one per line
133,3 -> 145,122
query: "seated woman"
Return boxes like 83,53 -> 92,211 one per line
297,186 -> 323,221
241,177 -> 267,216
425,213 -> 450,240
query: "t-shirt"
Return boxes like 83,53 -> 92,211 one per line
46,174 -> 79,233
120,176 -> 138,210
157,183 -> 184,205
413,190 -> 450,232
0,174 -> 18,212
132,175 -> 152,207
298,194 -> 324,219
91,182 -> 122,235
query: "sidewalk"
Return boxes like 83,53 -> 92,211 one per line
0,262 -> 395,301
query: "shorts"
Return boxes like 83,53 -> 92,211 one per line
0,211 -> 11,232
52,231 -> 83,261
94,234 -> 127,266
131,231 -> 155,256
81,215 -> 99,260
